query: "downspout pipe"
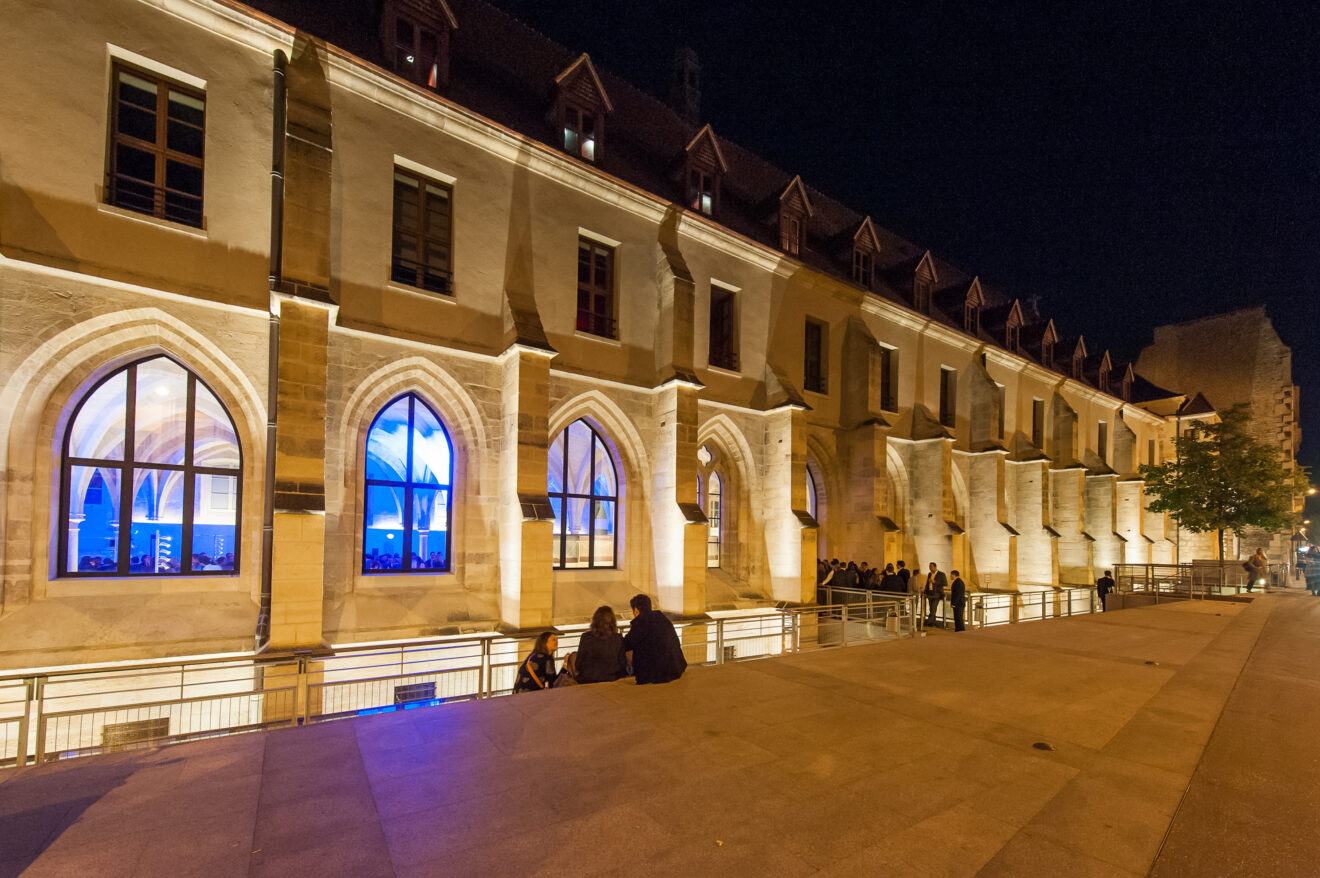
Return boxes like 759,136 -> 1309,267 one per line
258,48 -> 288,650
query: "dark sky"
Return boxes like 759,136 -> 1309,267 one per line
496,0 -> 1320,474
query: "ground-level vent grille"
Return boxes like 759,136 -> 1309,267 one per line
394,682 -> 437,704
102,717 -> 171,751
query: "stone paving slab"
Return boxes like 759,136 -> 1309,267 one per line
1,595 -> 1313,877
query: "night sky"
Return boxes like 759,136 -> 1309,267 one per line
495,0 -> 1320,476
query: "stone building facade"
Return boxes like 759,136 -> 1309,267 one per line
1137,307 -> 1302,561
0,0 -> 1289,668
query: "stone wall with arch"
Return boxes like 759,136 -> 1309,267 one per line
0,285 -> 269,667
696,411 -> 769,602
322,342 -> 503,642
546,380 -> 655,621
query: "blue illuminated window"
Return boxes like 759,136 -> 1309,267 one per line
548,419 -> 618,569
61,356 -> 241,576
363,393 -> 453,573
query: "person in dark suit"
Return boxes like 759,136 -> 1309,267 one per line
950,570 -> 967,631
1096,570 -> 1115,611
924,562 -> 948,627
622,594 -> 687,684
879,563 -> 902,592
896,561 -> 911,593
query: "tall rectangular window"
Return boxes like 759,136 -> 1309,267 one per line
879,345 -> 897,411
996,384 -> 1006,439
1032,398 -> 1045,447
107,64 -> 205,227
939,367 -> 957,427
804,319 -> 826,394
1148,438 -> 1156,465
392,168 -> 453,295
576,238 -> 615,338
1098,421 -> 1108,463
708,285 -> 738,371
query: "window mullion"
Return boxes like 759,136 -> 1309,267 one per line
181,375 -> 196,574
119,365 -> 138,574
588,432 -> 597,568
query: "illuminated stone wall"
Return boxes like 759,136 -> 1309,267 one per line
0,0 -> 1236,668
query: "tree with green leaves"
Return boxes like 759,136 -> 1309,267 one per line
1139,404 -> 1309,560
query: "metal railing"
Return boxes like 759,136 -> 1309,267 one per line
0,601 -> 919,769
1115,562 -> 1293,599
820,584 -> 1099,630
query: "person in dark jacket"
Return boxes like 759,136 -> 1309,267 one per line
923,562 -> 948,627
879,563 -> 902,592
513,631 -> 557,693
896,561 -> 911,593
1096,570 -> 1115,611
576,605 -> 629,683
622,594 -> 687,684
950,570 -> 967,631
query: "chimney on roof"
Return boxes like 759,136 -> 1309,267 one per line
669,46 -> 701,125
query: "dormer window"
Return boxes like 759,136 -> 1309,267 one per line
853,249 -> 873,287
780,214 -> 803,256
1121,365 -> 1134,402
1098,354 -> 1112,394
684,124 -> 726,217
964,302 -> 980,334
382,1 -> 456,91
1072,352 -> 1085,380
1042,337 -> 1055,368
563,106 -> 598,161
778,175 -> 813,258
555,54 -> 612,164
913,251 -> 937,314
914,278 -> 932,313
963,278 -> 985,335
689,168 -> 715,214
852,217 -> 880,289
1005,299 -> 1023,353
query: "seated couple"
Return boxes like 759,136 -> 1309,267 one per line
513,594 -> 687,692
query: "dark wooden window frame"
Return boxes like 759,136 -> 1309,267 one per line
939,367 -> 957,428
551,420 -> 619,570
562,104 -> 600,162
576,237 -> 616,338
804,319 -> 827,394
708,284 -> 738,371
106,62 -> 206,228
879,345 -> 898,411
58,356 -> 242,578
391,167 -> 454,296
361,393 -> 454,575
964,302 -> 980,334
853,248 -> 874,288
688,165 -> 719,216
391,13 -> 448,90
1032,398 -> 1046,448
780,211 -> 803,256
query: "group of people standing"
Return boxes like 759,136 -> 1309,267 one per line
818,557 -> 969,632
513,593 -> 688,693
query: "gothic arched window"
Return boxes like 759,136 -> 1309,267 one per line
363,393 -> 453,572
548,419 -> 618,568
61,356 -> 241,576
806,467 -> 819,521
706,472 -> 723,568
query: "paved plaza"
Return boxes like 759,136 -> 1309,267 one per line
2,593 -> 1317,877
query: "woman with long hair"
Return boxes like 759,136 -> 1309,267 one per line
512,630 -> 558,692
574,605 -> 628,683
